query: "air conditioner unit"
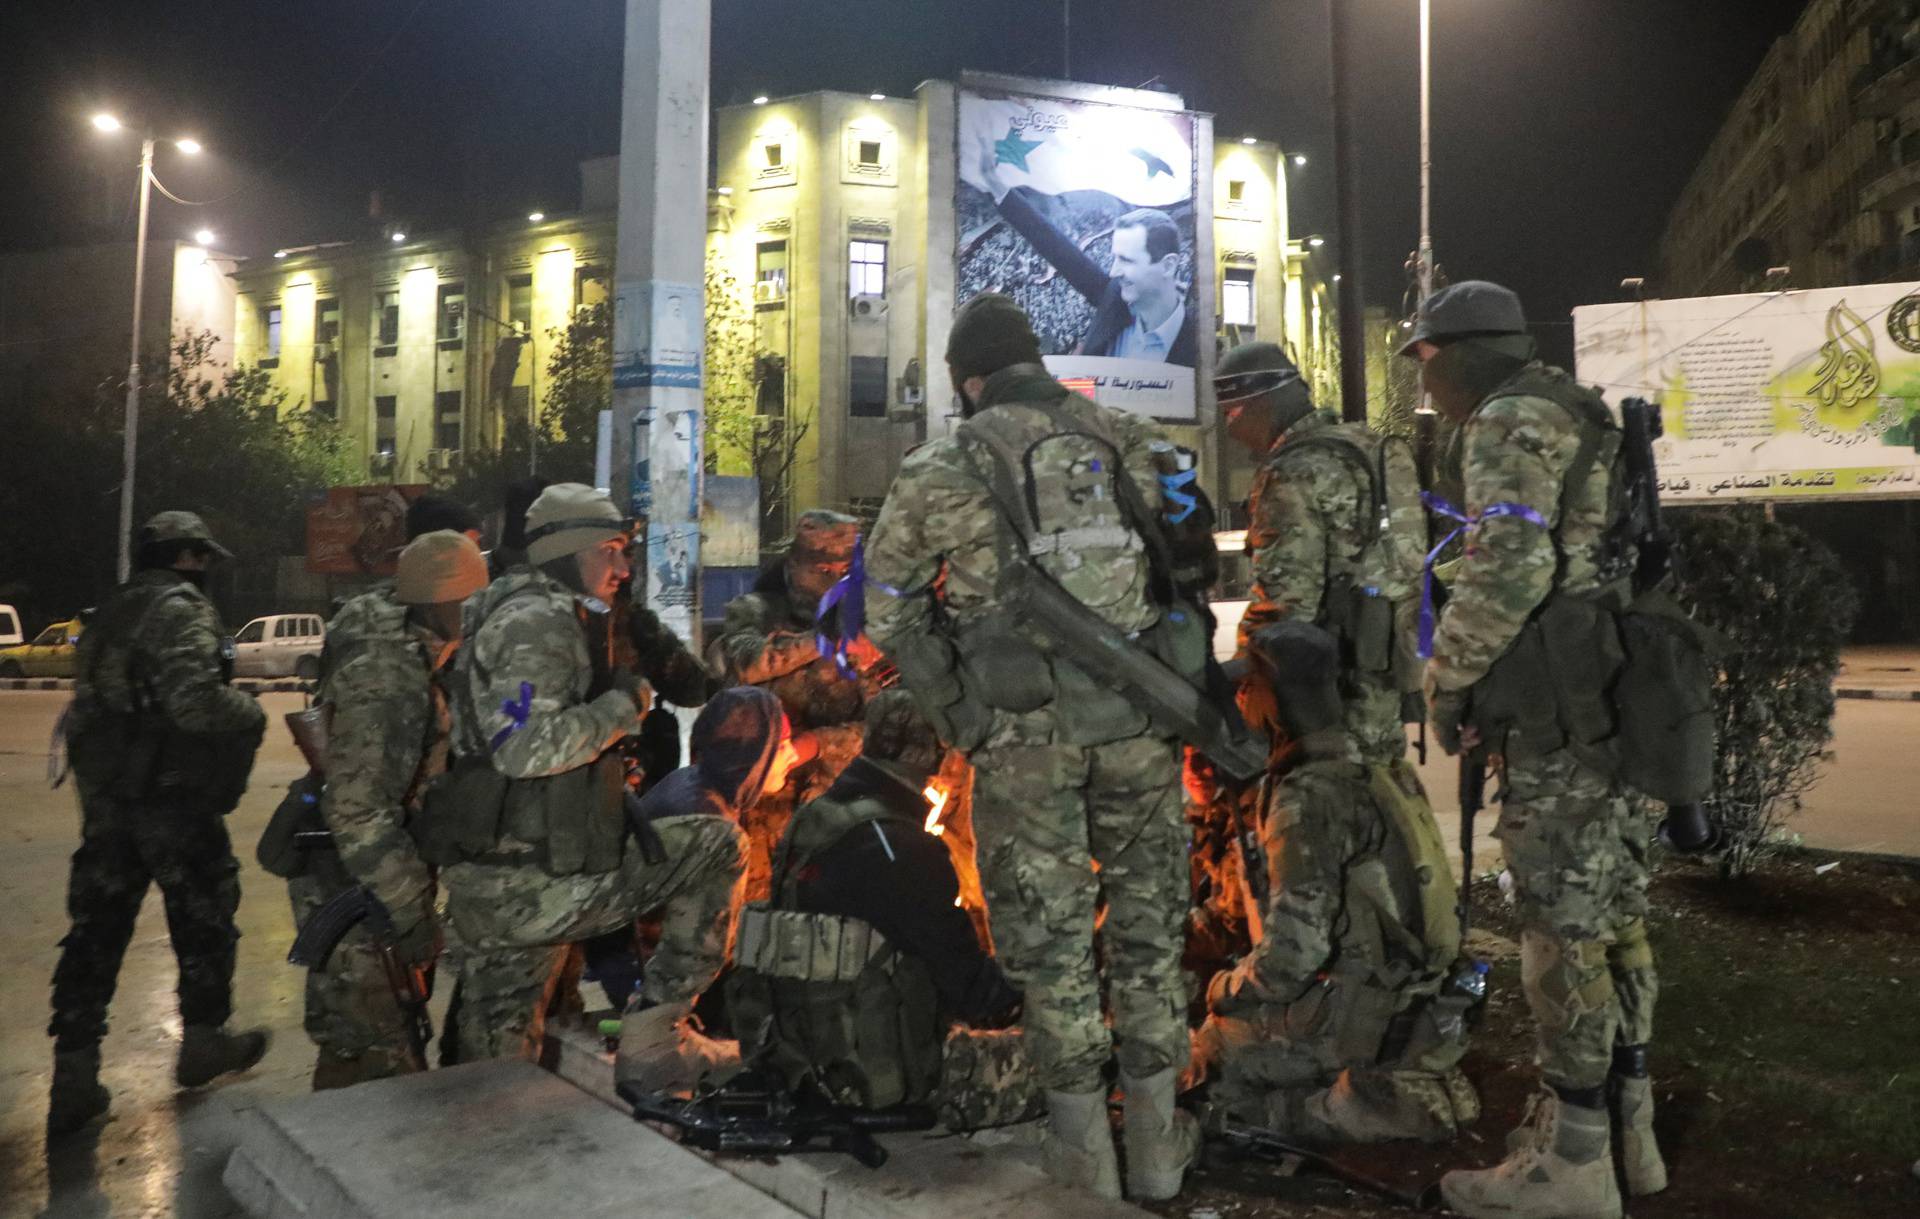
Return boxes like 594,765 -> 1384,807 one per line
850,293 -> 887,319
753,280 -> 786,305
426,448 -> 458,473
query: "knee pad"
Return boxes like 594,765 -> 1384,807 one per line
1611,917 -> 1654,972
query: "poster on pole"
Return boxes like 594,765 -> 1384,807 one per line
613,278 -> 703,390
955,86 -> 1202,420
1574,285 -> 1920,501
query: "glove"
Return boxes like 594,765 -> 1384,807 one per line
1207,963 -> 1262,1018
1430,687 -> 1468,756
608,668 -> 649,713
614,1004 -> 740,1095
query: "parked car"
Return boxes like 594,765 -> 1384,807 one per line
232,614 -> 327,680
0,604 -> 21,649
0,617 -> 85,678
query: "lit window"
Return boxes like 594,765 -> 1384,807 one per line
575,266 -> 609,308
1223,267 -> 1256,327
264,305 -> 283,358
437,283 -> 466,343
375,395 -> 397,455
756,240 -> 789,300
507,274 -> 533,335
764,142 -> 784,168
849,240 -> 887,297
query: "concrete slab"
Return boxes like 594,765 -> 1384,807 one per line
221,1059 -> 801,1219
544,1021 -> 1150,1218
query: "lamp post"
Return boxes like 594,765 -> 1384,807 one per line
1414,0 -> 1439,420
95,115 -> 202,582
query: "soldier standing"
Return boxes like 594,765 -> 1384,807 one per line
49,512 -> 269,1136
1405,282 -> 1661,1219
291,531 -> 489,1087
1197,622 -> 1478,1143
714,509 -> 882,899
438,484 -> 793,1075
1216,341 -> 1427,765
865,294 -> 1198,1201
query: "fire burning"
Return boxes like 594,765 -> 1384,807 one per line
923,783 -> 950,836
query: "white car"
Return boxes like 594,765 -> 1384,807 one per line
233,614 -> 327,680
1210,529 -> 1251,661
0,604 -> 21,649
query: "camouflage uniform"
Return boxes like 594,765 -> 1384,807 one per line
866,363 -> 1189,1096
1239,410 -> 1425,764
1429,363 -> 1656,1092
444,566 -> 745,1061
715,516 -> 881,901
51,568 -> 266,1053
1198,735 -> 1477,1141
291,586 -> 451,1081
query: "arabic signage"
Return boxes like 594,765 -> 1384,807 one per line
1573,285 -> 1920,501
956,85 -> 1202,420
304,484 -> 428,575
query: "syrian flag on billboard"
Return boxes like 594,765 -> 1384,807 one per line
958,94 -> 1192,208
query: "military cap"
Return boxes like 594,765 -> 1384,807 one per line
138,510 -> 231,559
395,530 -> 489,606
946,292 -> 1043,381
789,509 -> 859,565
862,688 -> 944,776
1399,279 -> 1527,355
523,483 -> 627,567
1214,340 -> 1304,405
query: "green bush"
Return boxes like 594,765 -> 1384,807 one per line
1669,506 -> 1858,878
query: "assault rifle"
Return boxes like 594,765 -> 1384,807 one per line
618,1079 -> 935,1169
1213,1120 -> 1439,1210
288,885 -> 432,1070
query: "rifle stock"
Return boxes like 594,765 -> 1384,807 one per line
1457,748 -> 1486,943
618,1081 -> 934,1170
288,884 -> 432,1070
285,705 -> 332,776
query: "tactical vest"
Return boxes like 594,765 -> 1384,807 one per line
1465,368 -> 1716,801
1263,421 -> 1426,693
725,775 -> 944,1110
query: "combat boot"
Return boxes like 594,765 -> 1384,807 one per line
1611,1073 -> 1669,1196
1040,1087 -> 1121,1199
47,1046 -> 110,1137
1440,1088 -> 1622,1219
1120,1069 -> 1201,1201
176,1024 -> 270,1088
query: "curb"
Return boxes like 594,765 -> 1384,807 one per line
1834,687 -> 1920,701
0,677 -> 312,695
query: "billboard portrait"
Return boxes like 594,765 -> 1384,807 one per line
957,86 -> 1202,420
304,484 -> 428,575
1574,285 -> 1920,501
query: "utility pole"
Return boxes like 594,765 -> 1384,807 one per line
1330,0 -> 1368,423
614,0 -> 711,644
117,135 -> 156,584
1063,0 -> 1072,78
1418,0 -> 1434,310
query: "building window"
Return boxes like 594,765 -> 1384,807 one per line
857,139 -> 882,167
764,142 -> 785,168
848,240 -> 887,297
312,398 -> 337,422
316,298 -> 340,346
1223,267 -> 1256,327
575,265 -> 610,308
507,274 -> 533,335
1227,178 -> 1247,204
849,355 -> 888,417
437,283 -> 466,345
435,390 -> 462,450
375,395 -> 397,455
756,240 -> 789,303
375,290 -> 400,350
263,305 -> 283,363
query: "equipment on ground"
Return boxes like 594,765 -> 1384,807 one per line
1212,1119 -> 1439,1209
618,1077 -> 935,1169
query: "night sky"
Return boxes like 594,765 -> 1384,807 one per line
0,0 -> 1814,365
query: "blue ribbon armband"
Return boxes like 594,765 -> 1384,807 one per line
1160,467 -> 1200,525
489,681 -> 534,752
1417,492 -> 1549,660
815,536 -> 868,681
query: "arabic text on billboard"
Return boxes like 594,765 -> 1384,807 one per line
956,87 -> 1201,420
1573,285 -> 1920,501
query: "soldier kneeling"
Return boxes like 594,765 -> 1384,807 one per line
1196,622 -> 1479,1144
724,690 -> 1036,1132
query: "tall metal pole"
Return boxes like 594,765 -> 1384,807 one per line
614,0 -> 711,645
1418,0 -> 1434,306
1330,0 -> 1368,422
1063,0 -> 1072,78
116,135 -> 155,584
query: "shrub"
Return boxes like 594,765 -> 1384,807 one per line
1669,506 -> 1858,879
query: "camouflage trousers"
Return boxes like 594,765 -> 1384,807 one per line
49,795 -> 240,1051
442,814 -> 745,1061
287,872 -> 433,1084
1496,747 -> 1658,1090
969,726 -> 1188,1093
937,1026 -> 1040,1130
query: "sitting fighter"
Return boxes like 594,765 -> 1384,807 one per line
1197,621 -> 1479,1144
724,690 -> 1035,1131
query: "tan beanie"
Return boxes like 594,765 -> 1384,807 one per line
524,482 -> 627,568
396,530 -> 490,606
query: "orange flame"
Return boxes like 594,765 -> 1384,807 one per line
923,783 -> 950,836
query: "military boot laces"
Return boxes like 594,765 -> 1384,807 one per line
1610,1073 -> 1669,1196
1040,1087 -> 1122,1200
176,1024 -> 270,1088
47,1046 -> 111,1137
1440,1090 -> 1623,1219
1120,1068 -> 1201,1200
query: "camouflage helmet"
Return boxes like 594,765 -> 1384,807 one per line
862,688 -> 944,777
1399,280 -> 1527,355
137,510 -> 231,559
789,509 -> 859,566
1214,340 -> 1304,406
523,483 -> 627,567
946,292 -> 1043,381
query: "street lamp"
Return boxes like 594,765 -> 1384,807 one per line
92,113 -> 207,582
193,228 -> 216,246
1293,153 -> 1308,167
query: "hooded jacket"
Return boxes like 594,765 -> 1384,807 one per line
630,686 -> 783,823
